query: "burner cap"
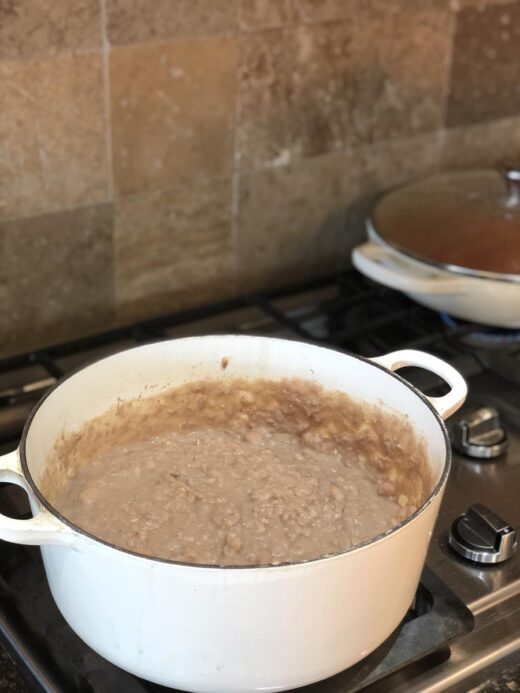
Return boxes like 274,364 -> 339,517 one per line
449,504 -> 516,564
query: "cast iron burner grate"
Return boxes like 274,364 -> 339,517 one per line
0,269 -> 480,691
0,270 -> 485,448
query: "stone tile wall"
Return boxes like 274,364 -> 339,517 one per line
1,0 -> 520,355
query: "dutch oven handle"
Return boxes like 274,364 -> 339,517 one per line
371,349 -> 467,420
0,449 -> 75,546
352,242 -> 467,295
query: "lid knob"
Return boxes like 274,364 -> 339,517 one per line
498,160 -> 520,208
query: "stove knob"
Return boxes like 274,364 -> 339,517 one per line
449,504 -> 517,564
451,407 -> 508,459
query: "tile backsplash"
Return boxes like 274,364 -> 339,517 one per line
1,0 -> 520,355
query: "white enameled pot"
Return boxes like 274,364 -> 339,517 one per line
352,238 -> 520,328
0,336 -> 467,692
351,165 -> 520,328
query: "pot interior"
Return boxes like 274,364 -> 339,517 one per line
23,336 -> 449,511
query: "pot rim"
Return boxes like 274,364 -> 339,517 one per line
366,216 -> 520,285
19,335 -> 452,571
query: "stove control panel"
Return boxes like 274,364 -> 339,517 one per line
449,503 -> 517,564
451,407 -> 508,459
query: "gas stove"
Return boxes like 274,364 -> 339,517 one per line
0,270 -> 519,692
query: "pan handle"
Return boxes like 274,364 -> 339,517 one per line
371,349 -> 467,419
352,242 -> 467,295
0,449 -> 76,546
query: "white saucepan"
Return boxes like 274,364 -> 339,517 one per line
352,234 -> 520,328
352,165 -> 520,328
0,336 -> 466,692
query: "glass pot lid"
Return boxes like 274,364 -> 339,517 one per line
368,162 -> 520,281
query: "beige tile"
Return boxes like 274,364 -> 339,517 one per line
440,117 -> 520,170
0,0 -> 101,60
237,131 -> 442,291
237,29 -> 296,171
294,0 -> 357,23
110,38 -> 237,195
446,0 -> 520,126
0,204 -> 115,356
106,0 -> 238,45
115,178 -> 235,322
0,54 -> 109,221
356,131 -> 443,194
238,2 -> 453,171
237,150 -> 361,288
239,0 -> 296,30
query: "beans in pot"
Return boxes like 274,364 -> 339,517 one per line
42,378 -> 432,566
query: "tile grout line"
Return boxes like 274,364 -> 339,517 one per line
100,0 -> 114,201
99,0 -> 118,320
231,171 -> 241,279
231,25 -> 242,285
437,3 -> 460,169
0,200 -> 115,226
440,3 -> 458,133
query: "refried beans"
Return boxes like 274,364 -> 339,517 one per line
42,378 -> 432,566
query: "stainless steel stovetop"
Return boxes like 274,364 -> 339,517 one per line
416,370 -> 520,692
0,270 -> 518,692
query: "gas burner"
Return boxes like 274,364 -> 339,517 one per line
440,313 -> 520,351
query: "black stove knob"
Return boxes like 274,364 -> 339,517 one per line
449,504 -> 517,564
451,407 -> 508,459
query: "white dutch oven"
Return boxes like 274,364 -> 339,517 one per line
352,165 -> 520,328
352,237 -> 520,328
0,336 -> 466,692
